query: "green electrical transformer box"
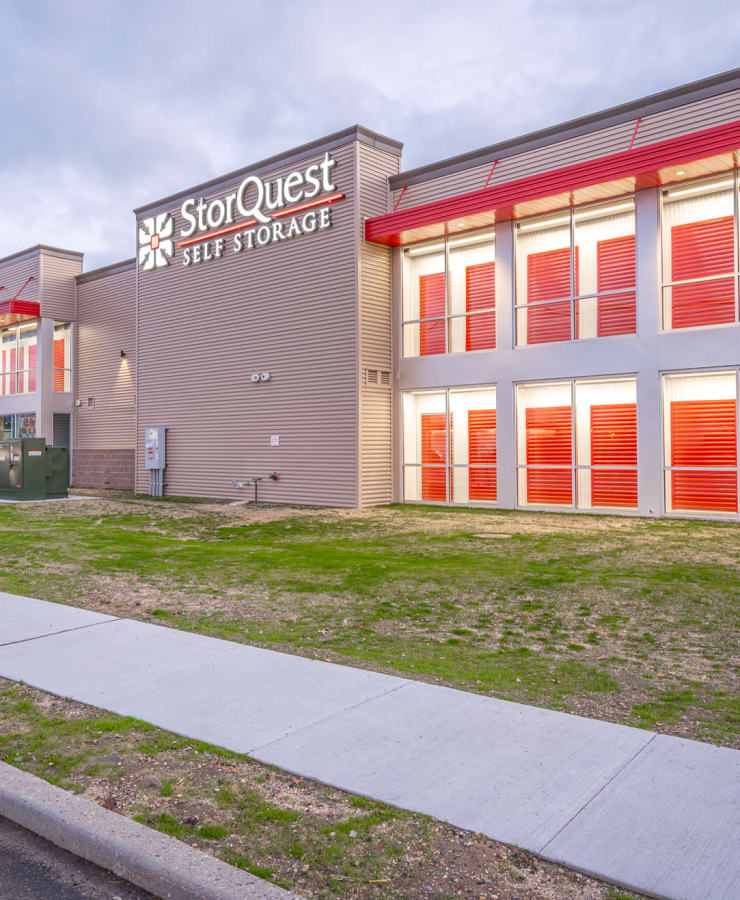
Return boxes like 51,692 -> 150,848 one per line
0,438 -> 69,501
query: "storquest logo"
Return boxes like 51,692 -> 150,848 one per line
138,213 -> 175,271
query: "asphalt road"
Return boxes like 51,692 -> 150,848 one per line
0,815 -> 154,899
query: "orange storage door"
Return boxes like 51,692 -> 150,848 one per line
670,399 -> 737,512
590,403 -> 638,507
53,338 -> 66,391
671,216 -> 735,328
419,273 -> 445,355
421,412 -> 447,502
596,235 -> 636,336
525,405 -> 572,504
465,261 -> 495,351
526,248 -> 573,344
468,409 -> 496,501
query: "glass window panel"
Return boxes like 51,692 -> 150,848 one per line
518,298 -> 571,346
516,214 -> 571,347
16,413 -> 36,437
575,377 -> 638,509
403,390 -> 447,468
53,323 -> 72,393
662,371 -> 738,515
573,201 -> 636,338
448,312 -> 495,353
448,232 -> 495,311
449,387 -> 496,504
662,178 -> 736,329
402,243 -> 445,324
516,381 -> 573,506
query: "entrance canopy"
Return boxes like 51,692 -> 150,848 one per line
0,299 -> 40,327
365,120 -> 740,247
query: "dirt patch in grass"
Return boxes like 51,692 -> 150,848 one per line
0,678 -> 641,900
0,498 -> 737,747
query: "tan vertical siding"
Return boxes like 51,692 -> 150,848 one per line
357,143 -> 398,506
39,251 -> 82,320
134,142 -> 361,505
391,88 -> 740,210
0,251 -> 41,304
75,264 -> 136,450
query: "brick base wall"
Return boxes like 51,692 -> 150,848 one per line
72,449 -> 135,491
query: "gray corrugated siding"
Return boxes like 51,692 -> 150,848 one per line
40,252 -> 81,320
75,267 -> 136,450
0,254 -> 41,304
134,143 -> 361,505
391,88 -> 740,210
357,142 -> 398,506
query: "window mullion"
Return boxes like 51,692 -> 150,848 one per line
734,170 -> 739,324
570,209 -> 576,342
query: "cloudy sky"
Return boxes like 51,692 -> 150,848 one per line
2,0 -> 739,270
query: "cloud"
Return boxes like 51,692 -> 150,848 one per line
2,0 -> 739,269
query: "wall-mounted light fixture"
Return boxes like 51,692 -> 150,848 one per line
120,350 -> 127,358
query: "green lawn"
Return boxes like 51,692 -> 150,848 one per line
0,497 -> 737,746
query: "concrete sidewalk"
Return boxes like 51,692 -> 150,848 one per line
1,593 -> 737,900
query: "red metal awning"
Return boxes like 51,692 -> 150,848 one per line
0,299 -> 40,327
365,119 -> 740,246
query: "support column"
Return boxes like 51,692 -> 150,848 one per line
494,221 -> 516,509
635,187 -> 662,516
35,317 -> 55,443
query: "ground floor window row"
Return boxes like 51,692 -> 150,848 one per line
403,370 -> 740,516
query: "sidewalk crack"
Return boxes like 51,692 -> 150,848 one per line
537,732 -> 657,854
0,617 -> 121,648
247,681 -> 411,755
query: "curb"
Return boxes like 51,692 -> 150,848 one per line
0,760 -> 301,900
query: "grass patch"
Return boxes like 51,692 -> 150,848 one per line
0,499 -> 736,747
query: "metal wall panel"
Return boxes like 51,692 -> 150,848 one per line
134,142 -> 361,505
357,142 -> 398,506
40,251 -> 82,320
0,251 -> 41,305
75,265 -> 136,450
391,88 -> 740,211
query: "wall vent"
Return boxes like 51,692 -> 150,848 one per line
364,368 -> 391,388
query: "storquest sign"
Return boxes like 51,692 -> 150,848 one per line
137,152 -> 344,271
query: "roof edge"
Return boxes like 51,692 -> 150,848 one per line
76,258 -> 136,284
389,66 -> 740,190
0,244 -> 84,269
134,124 -> 403,217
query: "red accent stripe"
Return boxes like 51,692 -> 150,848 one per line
628,117 -> 642,151
483,159 -> 499,189
271,191 -> 344,217
176,192 -> 344,247
178,219 -> 257,246
365,119 -> 740,245
10,276 -> 34,301
392,186 -> 408,212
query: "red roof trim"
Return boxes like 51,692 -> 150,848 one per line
365,119 -> 740,245
0,299 -> 40,318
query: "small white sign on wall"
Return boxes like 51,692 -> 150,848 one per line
270,434 -> 280,447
